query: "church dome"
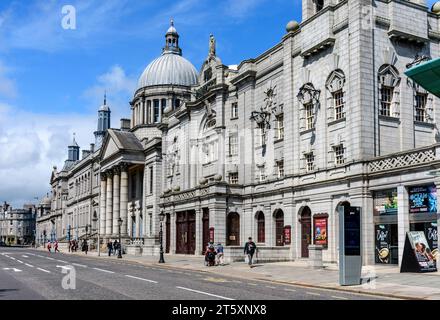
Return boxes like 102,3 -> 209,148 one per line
137,20 -> 198,90
137,53 -> 198,89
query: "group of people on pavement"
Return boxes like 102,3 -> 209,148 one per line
68,240 -> 79,252
204,237 -> 257,268
46,240 -> 60,253
107,240 -> 121,257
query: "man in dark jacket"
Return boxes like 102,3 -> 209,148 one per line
244,237 -> 257,267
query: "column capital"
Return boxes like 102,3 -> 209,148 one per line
105,170 -> 114,178
120,162 -> 129,172
100,172 -> 107,181
113,166 -> 121,176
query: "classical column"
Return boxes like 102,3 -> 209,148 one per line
112,167 -> 120,237
195,207 -> 202,255
106,170 -> 113,236
397,185 -> 409,267
120,163 -> 129,237
135,202 -> 141,238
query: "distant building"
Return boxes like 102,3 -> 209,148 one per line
0,202 -> 36,245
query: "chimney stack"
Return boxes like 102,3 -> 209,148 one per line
120,118 -> 131,131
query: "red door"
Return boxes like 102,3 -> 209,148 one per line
202,209 -> 209,254
301,208 -> 312,258
227,212 -> 240,246
165,213 -> 170,253
275,210 -> 284,246
175,211 -> 196,254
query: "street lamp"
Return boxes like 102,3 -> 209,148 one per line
117,217 -> 123,259
159,211 -> 165,264
92,215 -> 98,253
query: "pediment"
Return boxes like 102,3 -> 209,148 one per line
103,137 -> 119,160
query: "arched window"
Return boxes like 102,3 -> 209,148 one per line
378,64 -> 400,117
256,211 -> 265,243
316,0 -> 324,12
274,209 -> 284,246
226,212 -> 240,246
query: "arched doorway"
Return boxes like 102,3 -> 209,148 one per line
165,213 -> 170,253
202,209 -> 210,254
300,207 -> 312,257
256,211 -> 265,243
226,212 -> 240,246
274,209 -> 284,246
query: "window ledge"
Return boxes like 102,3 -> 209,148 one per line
414,121 -> 435,129
274,138 -> 284,144
230,117 -> 239,121
328,117 -> 346,126
378,115 -> 400,123
299,128 -> 315,135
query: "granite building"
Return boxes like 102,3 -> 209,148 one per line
0,202 -> 36,245
40,0 -> 440,267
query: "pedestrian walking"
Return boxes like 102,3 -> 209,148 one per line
215,243 -> 224,266
205,244 -> 217,267
243,237 -> 257,268
113,240 -> 118,256
54,240 -> 60,253
68,240 -> 71,253
82,240 -> 88,255
107,241 -> 113,256
47,241 -> 52,253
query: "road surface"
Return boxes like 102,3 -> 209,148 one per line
0,247 -> 388,300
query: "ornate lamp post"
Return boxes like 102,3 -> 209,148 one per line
159,211 -> 165,264
117,217 -> 123,259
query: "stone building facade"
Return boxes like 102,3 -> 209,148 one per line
0,202 -> 36,245
41,0 -> 440,267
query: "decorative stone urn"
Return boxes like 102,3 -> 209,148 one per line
173,185 -> 181,192
214,174 -> 222,182
199,177 -> 208,185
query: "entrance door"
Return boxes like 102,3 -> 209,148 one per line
165,213 -> 170,253
274,210 -> 284,246
175,210 -> 196,254
227,212 -> 240,246
301,207 -> 312,258
202,209 -> 210,254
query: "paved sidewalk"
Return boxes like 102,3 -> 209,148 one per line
42,248 -> 440,300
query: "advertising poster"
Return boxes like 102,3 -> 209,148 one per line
373,189 -> 398,215
425,222 -> 438,262
409,185 -> 437,214
375,224 -> 390,264
283,226 -> 291,245
314,218 -> 327,248
406,231 -> 437,272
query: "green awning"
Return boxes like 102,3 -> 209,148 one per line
405,58 -> 440,98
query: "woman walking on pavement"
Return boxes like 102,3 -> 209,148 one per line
54,240 -> 60,253
47,241 -> 52,253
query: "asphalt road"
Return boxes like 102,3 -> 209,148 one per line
0,247 -> 388,300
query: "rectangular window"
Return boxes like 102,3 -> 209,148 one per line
415,93 -> 428,122
229,172 -> 238,184
334,145 -> 345,165
276,115 -> 284,140
258,123 -> 266,146
153,99 -> 160,123
276,160 -> 284,178
231,102 -> 238,119
229,135 -> 238,156
149,167 -> 153,195
305,153 -> 315,172
333,90 -> 345,120
380,86 -> 393,117
258,166 -> 266,182
305,103 -> 314,130
174,98 -> 180,110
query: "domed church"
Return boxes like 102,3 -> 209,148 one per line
39,0 -> 440,269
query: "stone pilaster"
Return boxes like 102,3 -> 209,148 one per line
397,185 -> 410,267
99,173 -> 106,236
135,201 -> 141,238
105,171 -> 113,236
120,163 -> 129,236
112,167 -> 120,237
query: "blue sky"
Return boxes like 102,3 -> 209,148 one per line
0,0 -> 302,206
0,0 -> 437,207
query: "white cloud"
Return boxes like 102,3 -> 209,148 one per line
0,103 -> 96,207
83,64 -> 136,120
